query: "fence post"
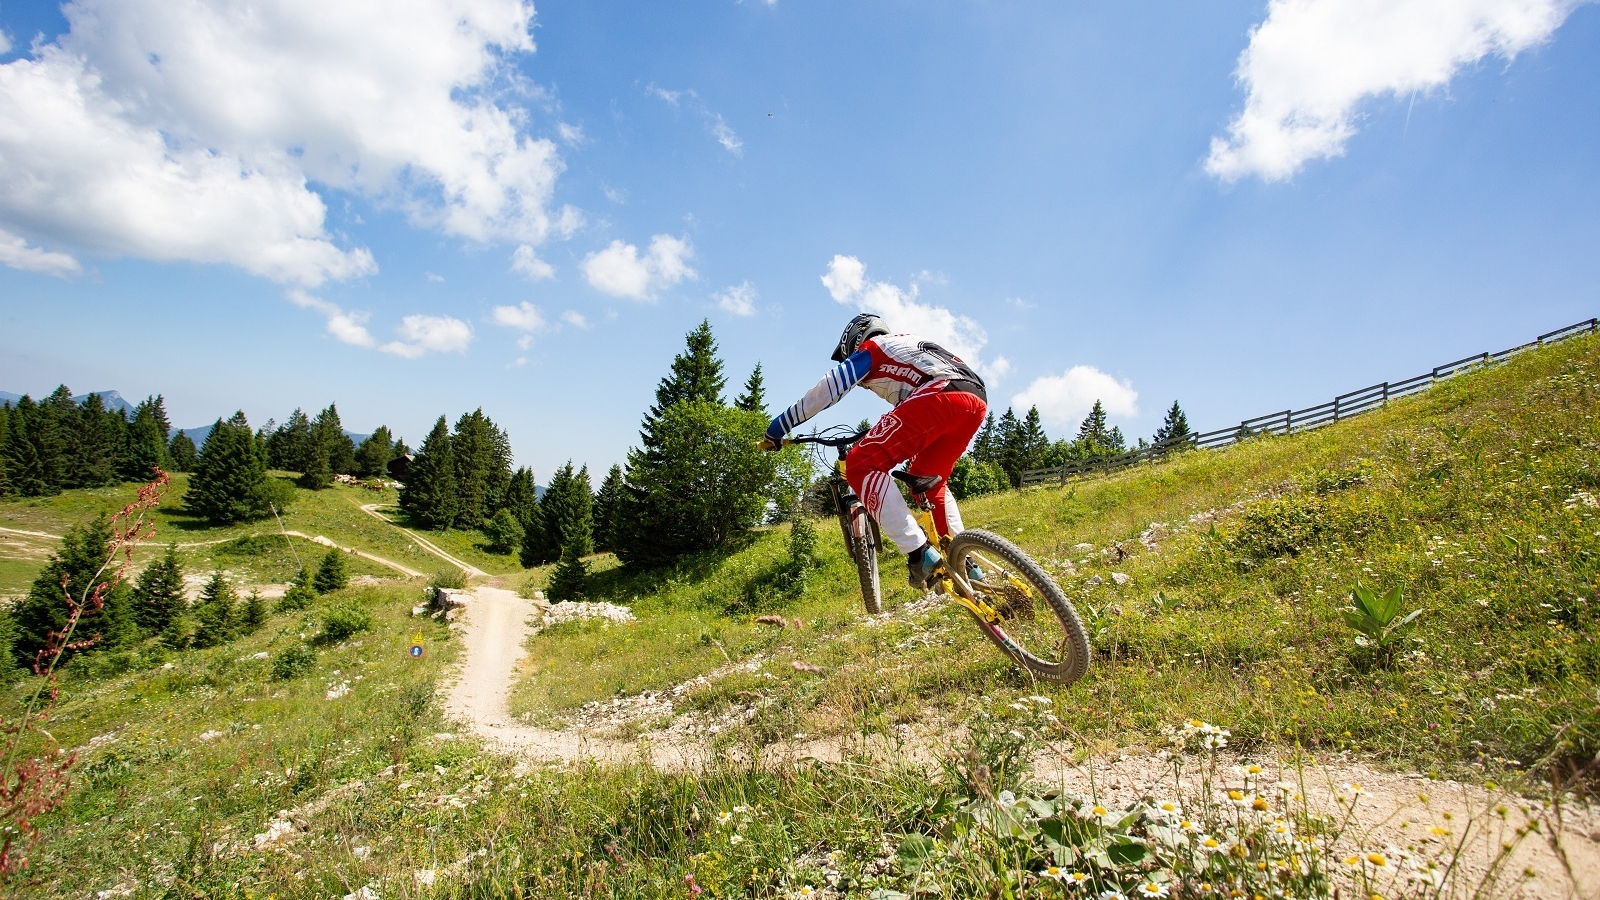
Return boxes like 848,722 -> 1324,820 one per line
1284,409 -> 1292,433
1382,382 -> 1389,404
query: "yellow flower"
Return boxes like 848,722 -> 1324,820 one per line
1252,797 -> 1269,811
1093,805 -> 1108,816
1227,790 -> 1244,801
1367,852 -> 1387,867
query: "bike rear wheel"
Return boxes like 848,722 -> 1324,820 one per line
946,530 -> 1089,685
848,506 -> 883,615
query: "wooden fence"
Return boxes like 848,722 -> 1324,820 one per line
1019,317 -> 1599,489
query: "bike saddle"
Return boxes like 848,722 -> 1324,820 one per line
892,470 -> 944,494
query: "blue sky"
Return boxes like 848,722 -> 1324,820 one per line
1,0 -> 1596,478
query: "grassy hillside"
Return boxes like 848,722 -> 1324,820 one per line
511,332 -> 1599,777
0,477 -> 525,598
0,333 -> 1594,898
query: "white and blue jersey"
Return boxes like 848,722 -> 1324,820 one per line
766,334 -> 984,441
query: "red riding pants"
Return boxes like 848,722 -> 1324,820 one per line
846,388 -> 988,554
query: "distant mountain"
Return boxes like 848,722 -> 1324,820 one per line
1,389 -> 137,414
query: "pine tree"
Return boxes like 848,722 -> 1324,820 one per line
354,425 -> 395,478
148,395 -> 172,441
298,439 -> 333,489
1152,400 -> 1193,452
616,321 -> 776,568
131,544 -> 185,635
536,462 -> 593,562
546,534 -> 588,602
483,508 -> 523,555
312,404 -> 357,476
73,392 -> 118,488
451,409 -> 497,529
1076,399 -> 1110,445
504,466 -> 545,568
12,516 -> 138,665
398,416 -> 458,530
186,413 -> 274,524
1019,406 -> 1049,471
268,408 -> 314,472
242,591 -> 269,633
38,386 -> 77,492
167,431 -> 199,472
2,396 -> 50,497
995,407 -> 1026,487
591,464 -> 626,553
191,572 -> 238,648
313,547 -> 349,594
122,397 -> 169,482
0,404 -> 9,499
734,363 -> 767,414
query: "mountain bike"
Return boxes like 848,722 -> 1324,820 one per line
784,426 -> 1091,685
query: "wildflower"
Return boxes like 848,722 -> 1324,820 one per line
1069,872 -> 1092,886
1344,783 -> 1365,796
717,812 -> 733,826
1201,835 -> 1223,853
1154,800 -> 1181,818
1027,695 -> 1053,705
998,790 -> 1018,807
1251,797 -> 1270,812
1179,819 -> 1200,832
732,805 -> 749,814
1428,826 -> 1451,836
1227,790 -> 1246,805
1274,780 -> 1296,795
1136,883 -> 1169,898
730,834 -> 745,846
1041,865 -> 1067,880
793,887 -> 817,898
1366,852 -> 1387,867
1246,764 -> 1262,774
1100,891 -> 1129,900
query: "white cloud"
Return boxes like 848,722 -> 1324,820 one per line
0,31 -> 11,55
0,0 -> 571,283
821,254 -> 1007,381
582,234 -> 695,299
646,84 -> 744,156
647,85 -> 682,107
1011,366 -> 1139,430
425,272 -> 446,283
711,115 -> 743,156
0,227 -> 82,277
602,184 -> 627,205
714,281 -> 758,316
560,310 -> 589,328
291,289 -> 470,358
491,300 -> 546,332
557,122 -> 584,144
288,289 -> 376,348
510,244 -> 555,280
1207,0 -> 1583,182
381,314 -> 473,358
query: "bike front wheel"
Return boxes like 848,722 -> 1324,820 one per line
848,506 -> 883,615
946,530 -> 1089,685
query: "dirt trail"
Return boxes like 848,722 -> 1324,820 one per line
0,525 -> 63,541
442,586 -> 701,768
357,503 -> 487,578
445,584 -> 1599,896
169,530 -> 425,578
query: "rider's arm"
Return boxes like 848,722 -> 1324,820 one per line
766,349 -> 872,441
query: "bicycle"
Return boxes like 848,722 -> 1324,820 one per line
784,426 -> 1091,685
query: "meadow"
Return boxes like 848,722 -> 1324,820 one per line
0,333 -> 1595,898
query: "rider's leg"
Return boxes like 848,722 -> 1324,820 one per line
846,408 -> 934,555
904,391 -> 988,539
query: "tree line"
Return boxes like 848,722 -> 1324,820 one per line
0,388 -> 178,497
950,399 -> 1193,497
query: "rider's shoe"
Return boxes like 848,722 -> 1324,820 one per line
908,542 -> 942,590
965,559 -> 985,583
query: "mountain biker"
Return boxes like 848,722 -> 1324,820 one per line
761,313 -> 988,590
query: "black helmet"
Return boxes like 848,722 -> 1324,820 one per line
831,313 -> 889,362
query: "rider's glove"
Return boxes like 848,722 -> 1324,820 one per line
758,435 -> 781,452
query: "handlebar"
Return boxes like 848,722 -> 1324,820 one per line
781,426 -> 869,449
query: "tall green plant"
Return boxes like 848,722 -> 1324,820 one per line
1342,580 -> 1421,661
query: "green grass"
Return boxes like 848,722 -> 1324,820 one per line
1,335 -> 1595,897
0,478 -> 444,594
507,333 -> 1600,778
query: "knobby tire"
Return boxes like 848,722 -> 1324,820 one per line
848,507 -> 883,615
947,530 -> 1089,685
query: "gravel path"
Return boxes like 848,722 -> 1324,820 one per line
358,503 -> 486,578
